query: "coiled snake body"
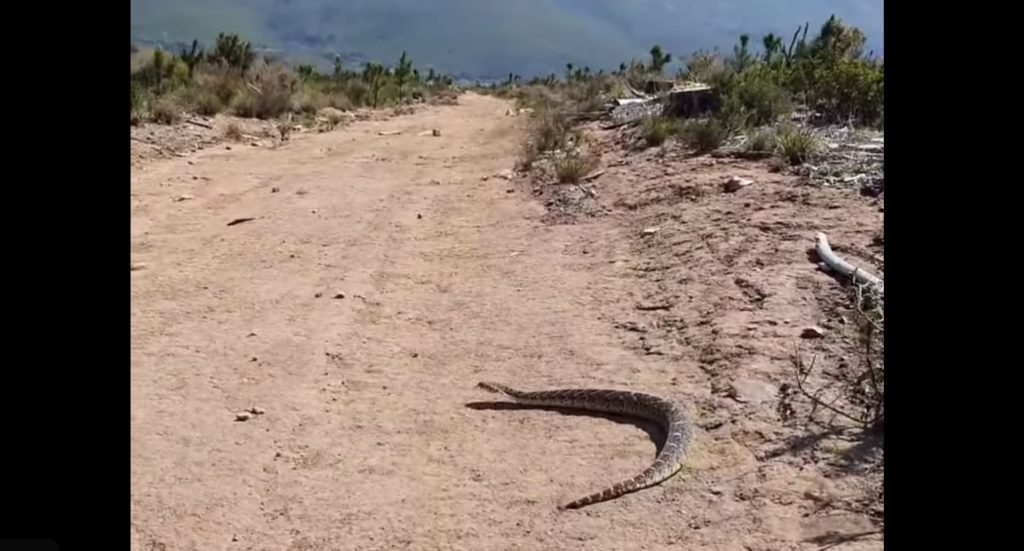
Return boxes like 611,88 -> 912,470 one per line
474,381 -> 693,509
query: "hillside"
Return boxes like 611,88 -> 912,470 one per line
130,0 -> 883,78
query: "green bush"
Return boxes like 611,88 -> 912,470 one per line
193,90 -> 224,116
745,129 -> 774,153
641,116 -> 684,147
794,57 -> 883,125
710,67 -> 793,129
775,125 -> 818,165
685,119 -> 728,152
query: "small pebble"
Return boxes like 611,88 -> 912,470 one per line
271,187 -> 280,193
235,412 -> 252,422
333,292 -> 346,299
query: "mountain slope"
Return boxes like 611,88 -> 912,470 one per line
130,0 -> 883,78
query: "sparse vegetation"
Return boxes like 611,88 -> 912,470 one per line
685,118 -> 729,152
641,116 -> 683,147
553,149 -> 597,184
478,14 -> 881,172
130,33 -> 457,126
531,109 -> 576,153
224,122 -> 243,141
150,97 -> 181,125
745,129 -> 774,153
775,125 -> 818,165
783,280 -> 884,436
324,109 -> 348,129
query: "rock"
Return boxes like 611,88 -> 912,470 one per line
130,263 -> 147,271
497,169 -> 514,181
801,326 -> 826,339
174,194 -> 195,202
803,478 -> 837,504
315,292 -> 323,298
235,412 -> 252,422
333,292 -> 346,299
432,129 -> 441,137
642,227 -> 660,235
723,175 -> 753,192
271,187 -> 280,193
728,378 -> 778,404
417,213 -> 422,219
248,406 -> 266,415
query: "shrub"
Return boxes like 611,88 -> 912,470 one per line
532,109 -> 574,152
641,116 -> 683,147
342,79 -> 371,107
150,98 -> 181,125
325,92 -> 354,112
231,65 -> 296,119
194,90 -> 225,116
685,119 -> 728,152
713,68 -> 793,128
324,109 -> 347,129
208,33 -> 255,73
796,57 -> 883,125
553,150 -> 597,183
293,87 -> 328,114
518,140 -> 540,171
745,129 -> 774,153
775,125 -> 818,165
176,86 -> 224,116
224,122 -> 244,141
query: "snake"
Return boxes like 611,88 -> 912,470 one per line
474,381 -> 693,509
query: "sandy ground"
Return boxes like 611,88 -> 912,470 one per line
131,92 -> 883,550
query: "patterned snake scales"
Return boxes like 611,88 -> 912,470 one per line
475,381 -> 693,509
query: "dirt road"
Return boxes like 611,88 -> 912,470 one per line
131,93 -> 881,550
